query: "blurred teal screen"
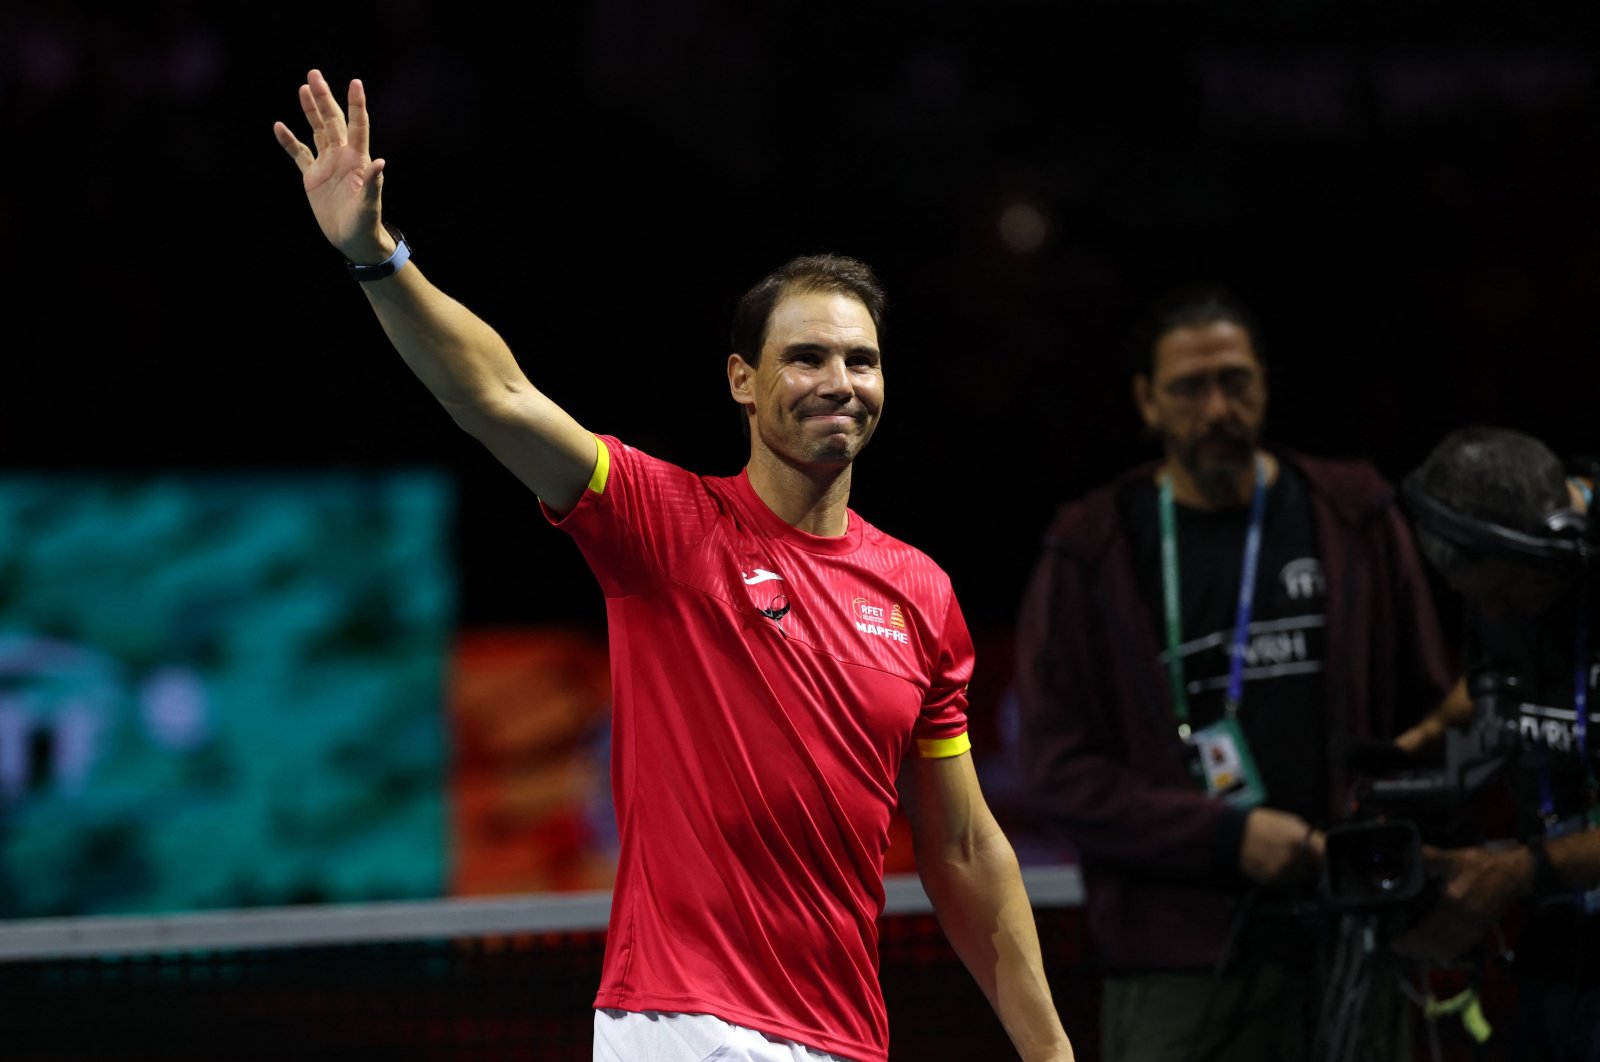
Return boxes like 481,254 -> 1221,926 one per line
0,471 -> 455,917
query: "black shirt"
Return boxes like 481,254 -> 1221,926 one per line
1465,591 -> 1600,837
1465,587 -> 1600,978
1121,460 -> 1330,826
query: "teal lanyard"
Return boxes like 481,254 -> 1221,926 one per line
1158,455 -> 1270,739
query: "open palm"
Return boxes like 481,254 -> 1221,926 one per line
273,69 -> 390,262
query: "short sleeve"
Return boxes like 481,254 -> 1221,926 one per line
542,435 -> 720,597
914,587 -> 973,758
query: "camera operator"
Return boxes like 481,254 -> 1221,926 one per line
1393,425 -> 1600,1060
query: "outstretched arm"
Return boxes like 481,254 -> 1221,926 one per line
903,752 -> 1075,1061
1392,830 -> 1600,963
272,69 -> 595,513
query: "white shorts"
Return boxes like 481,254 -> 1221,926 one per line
593,1008 -> 859,1061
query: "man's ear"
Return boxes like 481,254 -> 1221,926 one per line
728,353 -> 757,409
1133,373 -> 1158,431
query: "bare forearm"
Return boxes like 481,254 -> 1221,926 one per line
1395,678 -> 1472,756
1548,830 -> 1600,891
920,837 -> 1075,1061
358,264 -> 531,423
353,263 -> 594,508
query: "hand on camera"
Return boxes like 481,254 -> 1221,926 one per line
1389,844 -> 1530,963
1239,807 -> 1323,884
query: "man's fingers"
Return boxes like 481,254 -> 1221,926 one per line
272,121 -> 314,173
306,68 -> 349,147
297,82 -> 330,153
299,83 -> 321,134
350,159 -> 386,208
1419,845 -> 1460,878
362,158 -> 386,204
348,78 -> 372,156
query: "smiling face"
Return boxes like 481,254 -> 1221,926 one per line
1134,320 -> 1268,503
728,290 -> 884,470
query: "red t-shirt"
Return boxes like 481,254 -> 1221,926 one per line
547,436 -> 972,1062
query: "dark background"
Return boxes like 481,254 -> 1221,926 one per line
6,0 -> 1600,642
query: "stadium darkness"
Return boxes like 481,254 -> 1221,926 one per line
5,1 -> 1600,638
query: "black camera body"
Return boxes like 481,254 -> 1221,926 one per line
1320,818 -> 1428,910
1318,444 -> 1593,914
1319,670 -> 1529,913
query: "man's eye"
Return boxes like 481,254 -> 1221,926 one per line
1219,370 -> 1254,396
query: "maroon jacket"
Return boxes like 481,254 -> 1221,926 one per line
1014,450 -> 1455,971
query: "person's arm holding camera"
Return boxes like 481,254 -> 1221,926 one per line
1393,677 -> 1473,757
1541,829 -> 1600,894
1393,827 -> 1600,963
1239,806 -> 1323,884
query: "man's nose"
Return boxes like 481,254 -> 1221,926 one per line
1198,380 -> 1234,421
816,356 -> 853,398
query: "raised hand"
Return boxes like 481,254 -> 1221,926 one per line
273,69 -> 394,264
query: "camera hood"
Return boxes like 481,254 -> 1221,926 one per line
1398,470 -> 1590,572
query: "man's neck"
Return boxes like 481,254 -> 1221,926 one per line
745,448 -> 854,536
1160,449 -> 1277,510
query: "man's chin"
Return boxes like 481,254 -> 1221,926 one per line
763,437 -> 858,472
810,426 -> 875,465
1185,455 -> 1254,502
808,441 -> 862,467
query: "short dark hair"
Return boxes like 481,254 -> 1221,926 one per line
730,253 -> 887,368
1128,283 -> 1265,379
1409,425 -> 1570,574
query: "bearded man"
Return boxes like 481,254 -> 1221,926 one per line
1013,284 -> 1456,1061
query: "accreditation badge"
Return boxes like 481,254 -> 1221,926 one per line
1187,718 -> 1266,808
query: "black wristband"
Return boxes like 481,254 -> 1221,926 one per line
1527,835 -> 1564,897
346,224 -> 411,282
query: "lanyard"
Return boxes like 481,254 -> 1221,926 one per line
1576,591 -> 1596,814
1158,455 -> 1270,739
1576,608 -> 1591,778
1538,476 -> 1596,826
1536,591 -> 1594,822
1569,477 -> 1593,775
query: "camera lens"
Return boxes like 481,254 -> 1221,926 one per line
1323,820 -> 1422,908
1363,845 -> 1403,892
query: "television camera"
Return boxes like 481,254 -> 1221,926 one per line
1306,451 -> 1596,1062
